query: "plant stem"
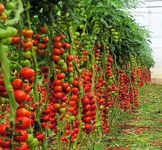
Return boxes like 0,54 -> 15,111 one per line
0,41 -> 19,149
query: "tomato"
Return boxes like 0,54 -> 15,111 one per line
0,3 -> 5,14
2,37 -> 12,45
29,138 -> 39,148
40,26 -> 47,33
6,2 -> 15,10
16,108 -> 31,118
53,85 -> 62,92
22,29 -> 33,38
53,48 -> 61,55
12,79 -> 23,90
0,124 -> 10,136
68,77 -> 74,83
14,142 -> 29,150
68,115 -> 75,123
63,42 -> 70,50
54,42 -> 62,48
26,134 -> 34,144
54,92 -> 64,99
52,55 -> 60,62
0,28 -> 8,39
42,36 -> 49,43
20,67 -> 35,80
57,72 -> 65,80
22,51 -> 32,59
22,83 -> 31,93
20,60 -> 31,67
35,133 -> 44,141
54,36 -> 61,42
67,55 -> 74,62
16,116 -> 31,129
71,95 -> 78,101
59,108 -> 66,114
14,90 -> 27,103
57,59 -> 65,66
0,137 -> 11,148
14,130 -> 28,142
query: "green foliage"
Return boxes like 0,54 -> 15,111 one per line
22,0 -> 154,68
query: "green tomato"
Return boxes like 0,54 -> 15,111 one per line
61,53 -> 68,59
1,38 -> 12,45
69,73 -> 73,77
29,138 -> 39,148
68,115 -> 75,123
20,59 -> 31,67
10,63 -> 18,70
22,51 -> 32,59
27,134 -> 34,144
60,64 -> 67,71
6,26 -> 17,37
68,77 -> 74,83
6,2 -> 15,10
57,59 -> 65,66
0,28 -> 8,39
59,108 -> 66,114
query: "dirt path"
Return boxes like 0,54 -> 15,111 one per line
106,84 -> 162,150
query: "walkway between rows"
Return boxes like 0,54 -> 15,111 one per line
107,84 -> 162,150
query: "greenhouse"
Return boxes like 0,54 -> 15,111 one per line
0,0 -> 162,149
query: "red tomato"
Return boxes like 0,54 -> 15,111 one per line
63,42 -> 70,50
14,130 -> 28,142
54,36 -> 61,42
0,3 -> 5,14
16,116 -> 31,129
35,133 -> 45,141
16,108 -> 31,118
20,67 -> 35,80
57,73 -> 65,80
54,42 -> 62,49
40,26 -> 47,33
12,36 -> 20,44
14,142 -> 29,150
14,90 -> 27,103
53,79 -> 62,85
0,137 -> 11,148
67,55 -> 74,62
53,48 -> 61,55
12,79 -> 23,90
53,85 -> 62,92
52,55 -> 60,62
0,124 -> 10,136
71,95 -> 78,101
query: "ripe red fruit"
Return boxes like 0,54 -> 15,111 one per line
12,36 -> 20,44
12,79 -> 23,90
16,108 -> 32,118
20,67 -> 35,80
14,130 -> 28,142
16,116 -> 31,129
14,90 -> 27,103
57,73 -> 65,80
0,4 -> 5,14
40,26 -> 47,34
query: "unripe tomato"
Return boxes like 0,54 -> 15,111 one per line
6,2 -> 15,10
22,29 -> 33,38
